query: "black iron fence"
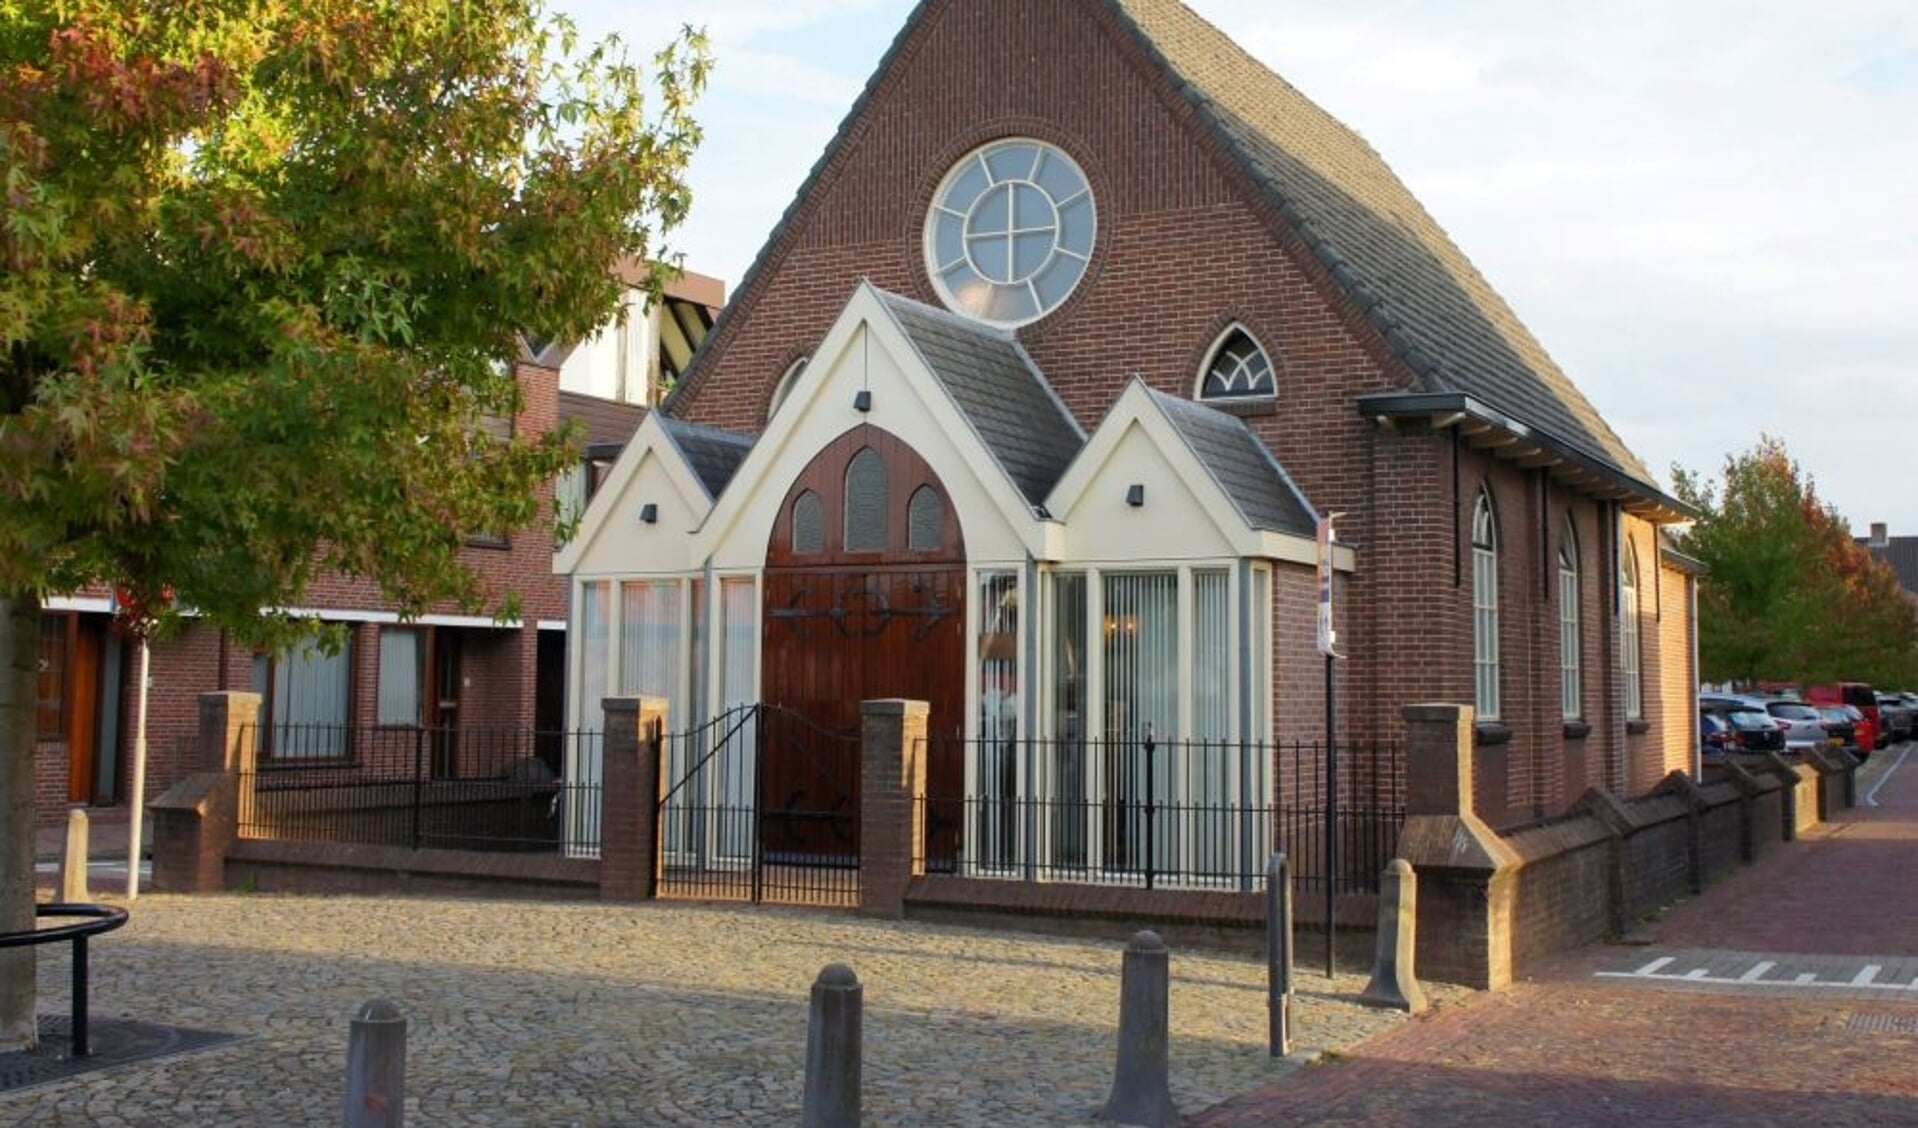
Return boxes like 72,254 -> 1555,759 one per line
238,724 -> 602,855
656,704 -> 861,906
917,734 -> 1403,894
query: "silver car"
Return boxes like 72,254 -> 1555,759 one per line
1765,700 -> 1827,752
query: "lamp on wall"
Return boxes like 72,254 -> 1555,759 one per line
638,503 -> 658,525
853,389 -> 873,413
1126,484 -> 1146,508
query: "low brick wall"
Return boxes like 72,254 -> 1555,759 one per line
1505,816 -> 1614,971
225,839 -> 600,900
1695,783 -> 1744,884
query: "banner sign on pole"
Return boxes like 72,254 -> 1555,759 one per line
1316,516 -> 1336,657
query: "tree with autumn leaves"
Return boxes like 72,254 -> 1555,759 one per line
1,1 -> 707,1051
1673,436 -> 1918,690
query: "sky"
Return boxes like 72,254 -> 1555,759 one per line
573,0 -> 1918,533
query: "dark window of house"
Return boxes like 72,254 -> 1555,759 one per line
908,484 -> 944,552
37,615 -> 67,740
792,489 -> 824,554
844,447 -> 888,552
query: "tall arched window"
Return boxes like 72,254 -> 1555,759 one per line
790,489 -> 824,554
844,447 -> 888,552
1196,327 -> 1277,401
1559,518 -> 1580,721
1621,540 -> 1642,720
1472,490 -> 1500,721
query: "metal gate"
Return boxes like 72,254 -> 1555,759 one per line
656,704 -> 861,906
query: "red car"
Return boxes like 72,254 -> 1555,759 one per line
1807,683 -> 1879,751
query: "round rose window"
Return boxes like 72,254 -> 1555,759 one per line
924,139 -> 1096,328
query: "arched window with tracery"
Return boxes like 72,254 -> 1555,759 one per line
1197,327 -> 1277,401
908,484 -> 944,552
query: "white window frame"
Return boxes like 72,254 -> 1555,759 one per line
1193,324 -> 1278,402
1472,491 -> 1501,721
1621,541 -> 1643,720
1559,520 -> 1581,721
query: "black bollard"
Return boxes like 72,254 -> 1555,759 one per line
1266,852 -> 1294,1056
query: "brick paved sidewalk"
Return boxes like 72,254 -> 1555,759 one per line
1193,747 -> 1918,1128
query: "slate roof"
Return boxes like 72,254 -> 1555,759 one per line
876,289 -> 1085,507
1864,537 -> 1918,597
657,417 -> 755,501
1142,385 -> 1317,536
1103,0 -> 1649,481
557,391 -> 645,450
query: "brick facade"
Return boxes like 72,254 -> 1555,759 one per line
33,361 -> 572,825
662,0 -> 1694,824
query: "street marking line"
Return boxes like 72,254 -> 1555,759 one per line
1635,956 -> 1676,975
1795,973 -> 1818,985
1683,968 -> 1710,980
1739,961 -> 1776,982
1852,965 -> 1883,987
1866,745 -> 1911,807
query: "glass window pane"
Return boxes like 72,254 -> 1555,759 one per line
969,234 -> 1010,283
931,213 -> 965,269
844,448 -> 888,552
1193,571 -> 1231,742
792,490 -> 824,554
986,283 -> 1038,324
984,142 -> 1038,182
976,572 -> 1021,869
1057,197 -> 1095,256
273,636 -> 350,758
579,581 -> 610,731
972,183 -> 1011,232
944,157 -> 991,213
1012,231 -> 1052,281
908,485 -> 943,552
621,580 -> 683,705
377,628 -> 422,726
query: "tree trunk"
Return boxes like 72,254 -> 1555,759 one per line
0,590 -> 39,1052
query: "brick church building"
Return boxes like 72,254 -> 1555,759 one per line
559,0 -> 1701,876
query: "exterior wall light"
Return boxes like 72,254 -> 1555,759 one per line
853,389 -> 873,413
1126,484 -> 1145,508
639,503 -> 659,525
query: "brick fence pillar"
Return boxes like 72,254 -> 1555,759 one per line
150,691 -> 261,894
1393,703 -> 1521,990
601,696 -> 668,903
859,699 -> 928,919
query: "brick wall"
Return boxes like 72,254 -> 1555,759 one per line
661,0 -> 1692,823
36,363 -> 569,825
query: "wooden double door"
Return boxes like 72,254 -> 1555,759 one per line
759,426 -> 969,864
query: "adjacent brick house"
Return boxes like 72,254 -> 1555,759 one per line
32,271 -> 722,826
561,0 -> 1700,864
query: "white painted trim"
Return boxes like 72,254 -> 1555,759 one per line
537,620 -> 568,632
554,410 -> 716,575
44,596 -> 113,614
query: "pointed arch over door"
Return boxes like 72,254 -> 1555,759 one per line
763,424 -> 969,862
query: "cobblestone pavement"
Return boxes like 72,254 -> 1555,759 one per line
1195,748 -> 1918,1128
2,894 -> 1461,1125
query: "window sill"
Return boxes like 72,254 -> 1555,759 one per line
1563,719 -> 1591,740
1626,718 -> 1651,736
1474,721 -> 1513,747
1203,398 -> 1279,419
258,757 -> 358,770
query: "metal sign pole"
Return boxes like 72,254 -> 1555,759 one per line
1316,515 -> 1343,978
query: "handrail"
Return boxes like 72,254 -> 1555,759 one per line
0,903 -> 129,1056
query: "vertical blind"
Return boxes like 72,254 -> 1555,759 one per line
376,628 -> 422,727
579,582 -> 610,731
621,580 -> 683,706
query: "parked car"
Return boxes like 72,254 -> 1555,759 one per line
1875,693 -> 1914,743
1699,698 -> 1788,753
1700,711 -> 1734,757
1816,705 -> 1858,752
1765,700 -> 1828,752
1807,684 -> 1880,750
